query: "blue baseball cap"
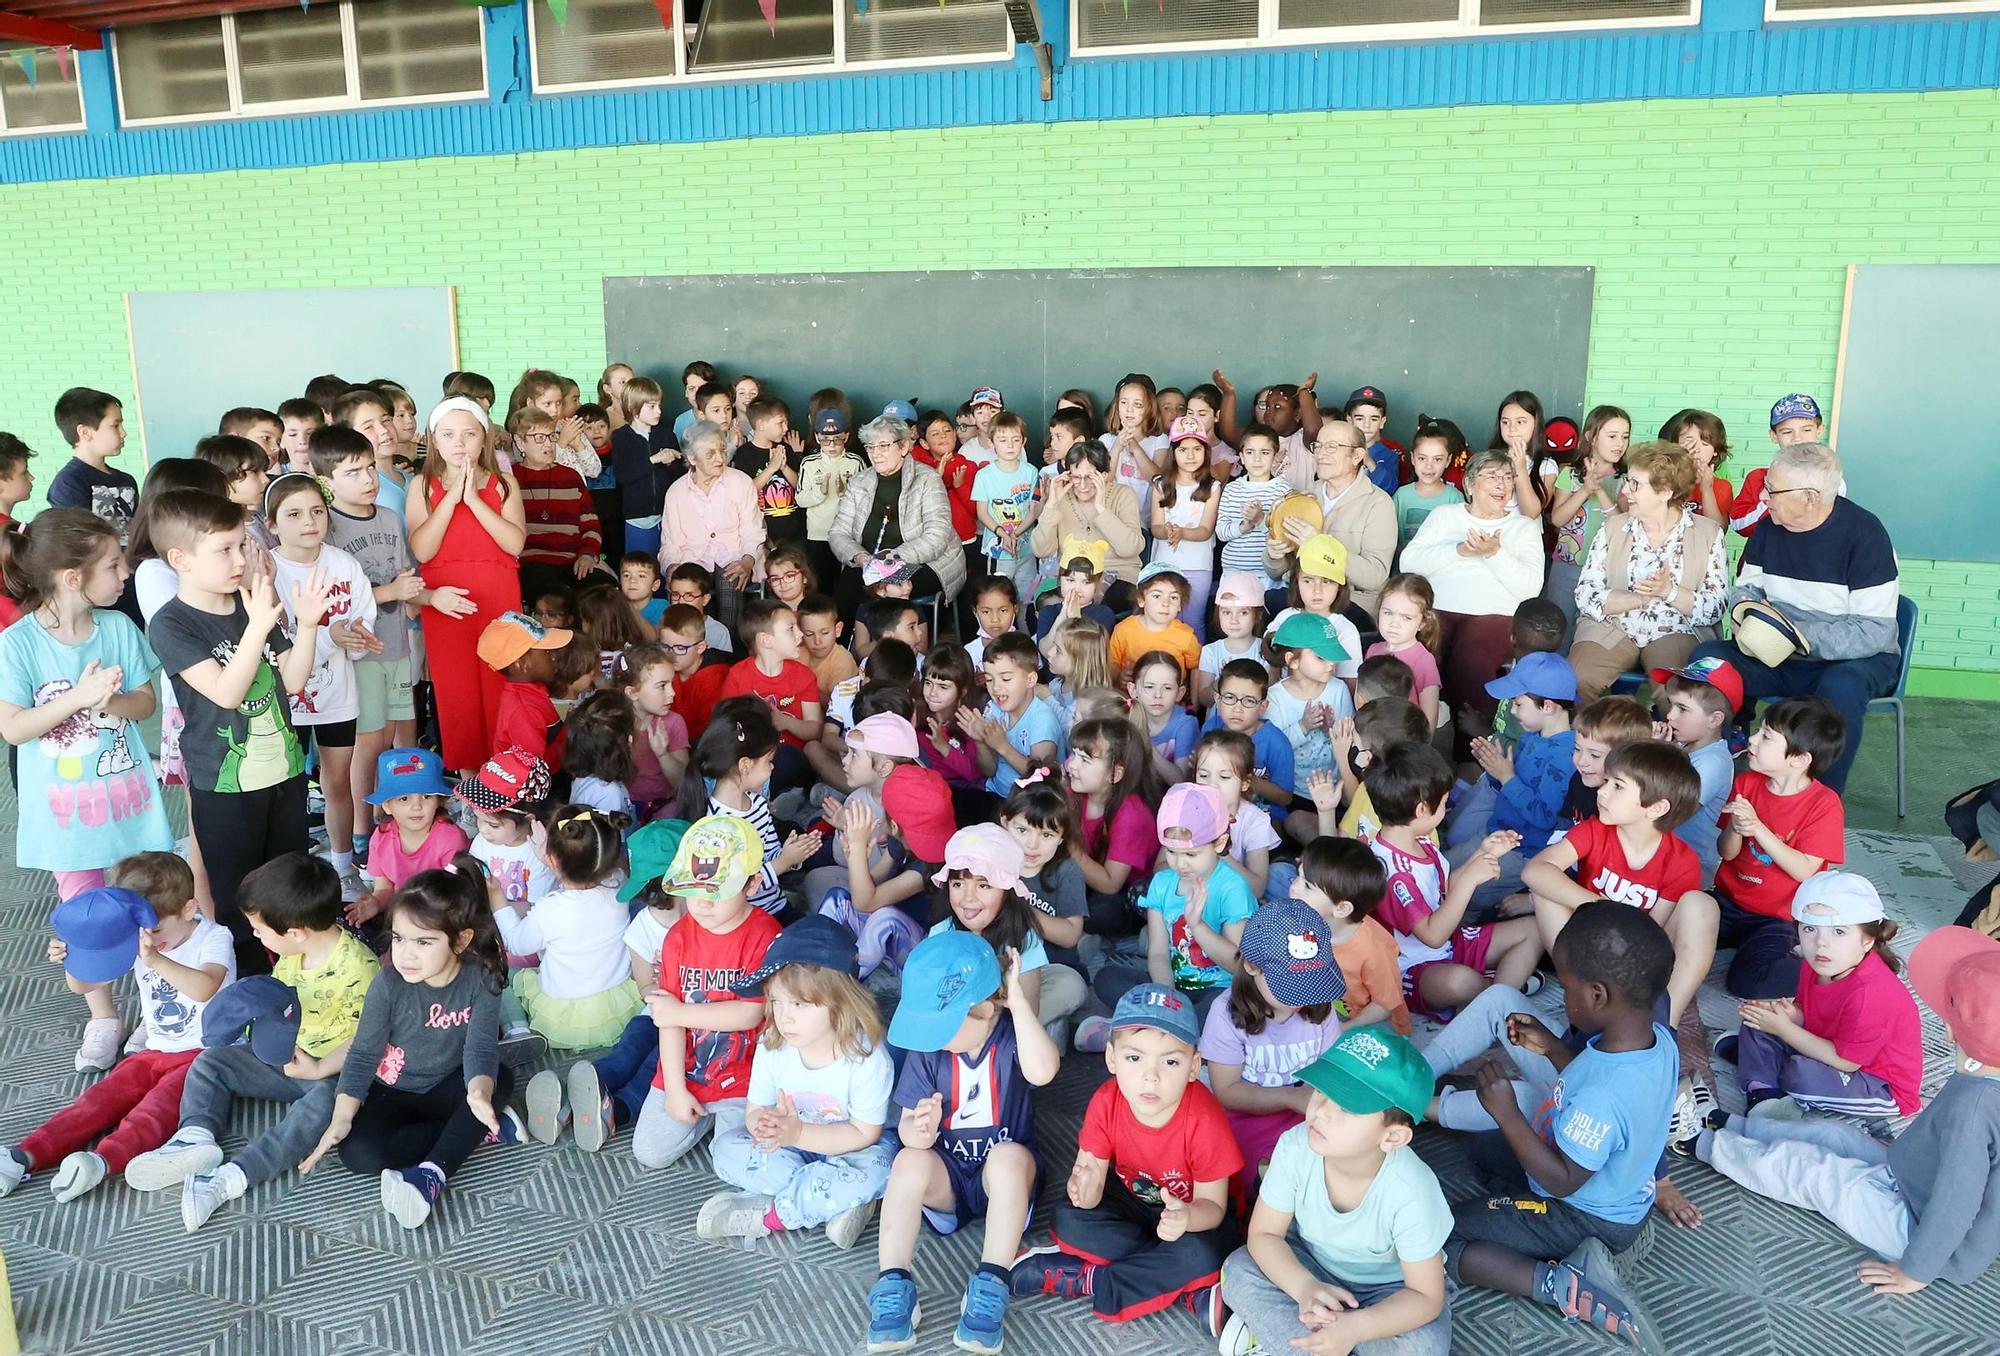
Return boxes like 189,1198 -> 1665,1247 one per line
51,887 -> 159,984
730,914 -> 860,996
1238,899 -> 1345,1010
882,399 -> 920,425
1485,651 -> 1578,704
202,976 -> 303,1065
1769,393 -> 1822,428
887,930 -> 1003,1052
1108,982 -> 1201,1048
814,407 -> 849,436
366,747 -> 452,805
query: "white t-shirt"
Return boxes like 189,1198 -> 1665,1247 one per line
623,907 -> 671,969
747,1039 -> 895,1128
1101,431 -> 1169,517
957,436 -> 994,468
138,915 -> 237,1053
1199,636 -> 1267,682
1268,608 -> 1363,682
472,834 -> 557,907
1150,483 -> 1217,571
268,544 -> 378,726
1264,672 -> 1354,779
135,556 -> 182,734
491,883 -> 631,999
571,776 -> 636,822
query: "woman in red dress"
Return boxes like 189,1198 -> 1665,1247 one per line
407,398 -> 527,773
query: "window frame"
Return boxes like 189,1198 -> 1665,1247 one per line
1765,0 -> 2000,19
113,1 -> 488,129
0,48 -> 89,137
526,0 -> 1014,95
1068,0 -> 1699,60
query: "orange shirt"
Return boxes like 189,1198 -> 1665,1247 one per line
1109,615 -> 1201,683
1331,917 -> 1412,1036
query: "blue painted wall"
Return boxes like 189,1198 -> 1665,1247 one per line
5,0 -> 2000,183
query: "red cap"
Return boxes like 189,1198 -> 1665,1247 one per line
1649,656 -> 1745,715
881,763 -> 957,864
1909,927 -> 2000,1068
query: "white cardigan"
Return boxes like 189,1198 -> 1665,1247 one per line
1398,504 -> 1546,616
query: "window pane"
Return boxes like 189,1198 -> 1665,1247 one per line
0,47 -> 84,130
235,5 -> 348,105
533,0 -> 681,87
1279,0 -> 1454,32
1775,0 -> 1971,8
689,0 -> 833,71
356,0 -> 486,100
1479,0 -> 1689,22
1077,0 -> 1257,48
843,0 -> 1010,63
115,18 -> 230,121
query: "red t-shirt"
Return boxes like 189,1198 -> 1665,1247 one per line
651,908 -> 782,1101
676,662 -> 732,738
1077,1077 -> 1242,1206
492,679 -> 561,766
936,452 -> 979,543
1564,818 -> 1700,914
1074,793 -> 1158,879
1714,772 -> 1845,919
1795,951 -> 1923,1114
721,658 -> 821,748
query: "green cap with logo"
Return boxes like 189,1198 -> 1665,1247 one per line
1297,1026 -> 1434,1120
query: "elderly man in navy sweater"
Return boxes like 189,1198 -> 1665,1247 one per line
1691,442 -> 1899,792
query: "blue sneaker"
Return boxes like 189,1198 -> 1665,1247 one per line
1007,1245 -> 1093,1299
953,1270 -> 1009,1354
381,1164 -> 446,1230
865,1272 -> 920,1352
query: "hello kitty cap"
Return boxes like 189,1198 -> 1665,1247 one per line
1237,897 -> 1344,1009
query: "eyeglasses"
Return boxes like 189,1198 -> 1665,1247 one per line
1761,483 -> 1815,500
862,441 -> 901,454
768,568 -> 804,586
1216,693 -> 1262,709
518,432 -> 556,445
1314,441 -> 1362,454
664,640 -> 699,655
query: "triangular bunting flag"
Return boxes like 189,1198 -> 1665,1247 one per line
17,49 -> 34,87
53,46 -> 70,82
548,0 -> 569,25
756,0 -> 775,33
651,0 -> 674,28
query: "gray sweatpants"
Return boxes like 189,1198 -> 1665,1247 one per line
1221,1243 -> 1454,1356
1421,985 -> 1561,1132
1697,1114 -> 1912,1261
178,1043 -> 340,1186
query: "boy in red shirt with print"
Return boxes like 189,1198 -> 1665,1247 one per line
1010,983 -> 1243,1333
1524,740 -> 1719,1027
1713,696 -> 1848,1000
720,598 -> 822,796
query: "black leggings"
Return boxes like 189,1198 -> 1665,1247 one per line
340,1066 -> 517,1178
191,775 -> 309,977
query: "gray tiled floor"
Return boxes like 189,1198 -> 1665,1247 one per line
4,718 -> 2000,1355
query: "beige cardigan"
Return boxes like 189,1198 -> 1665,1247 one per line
1030,481 -> 1146,583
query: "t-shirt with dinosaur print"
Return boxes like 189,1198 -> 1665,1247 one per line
148,596 -> 306,795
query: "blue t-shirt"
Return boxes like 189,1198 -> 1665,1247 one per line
1364,443 -> 1400,497
0,610 -> 174,871
1528,1023 -> 1678,1225
673,408 -> 697,442
893,1013 -> 1038,1171
1489,729 -> 1577,844
984,696 -> 1061,795
1138,859 -> 1257,992
971,460 -> 1038,560
1150,707 -> 1201,766
639,597 -> 668,626
1200,709 -> 1297,808
1677,738 -> 1734,885
1035,600 -> 1115,642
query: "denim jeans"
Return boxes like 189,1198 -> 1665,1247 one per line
179,1043 -> 340,1186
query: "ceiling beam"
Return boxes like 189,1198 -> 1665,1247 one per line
0,9 -> 102,47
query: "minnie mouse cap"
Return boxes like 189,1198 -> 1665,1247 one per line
453,746 -> 552,813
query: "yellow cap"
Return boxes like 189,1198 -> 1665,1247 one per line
1297,534 -> 1348,584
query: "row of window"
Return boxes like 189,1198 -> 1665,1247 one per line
0,0 -> 1993,134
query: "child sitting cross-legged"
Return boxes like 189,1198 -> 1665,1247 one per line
2,854 -> 235,1203
1523,740 -> 1720,1028
1430,902 -> 1677,1353
1685,925 -> 2000,1298
695,914 -> 897,1249
1218,1027 -> 1454,1356
1008,982 -> 1244,1334
125,853 -> 377,1231
864,930 -> 1061,1354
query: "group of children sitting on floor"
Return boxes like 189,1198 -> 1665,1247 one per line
0,369 -> 1994,1356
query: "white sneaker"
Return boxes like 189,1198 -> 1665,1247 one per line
1073,1016 -> 1112,1054
126,1132 -> 223,1192
825,1199 -> 877,1250
695,1191 -> 773,1240
75,1017 -> 124,1073
51,1151 -> 107,1203
182,1169 -> 239,1232
1217,1313 -> 1261,1355
1667,1076 -> 1718,1157
0,1148 -> 28,1196
122,1024 -> 148,1056
525,1070 -> 569,1145
338,868 -> 368,904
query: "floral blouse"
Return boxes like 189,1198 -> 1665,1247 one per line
1574,506 -> 1729,646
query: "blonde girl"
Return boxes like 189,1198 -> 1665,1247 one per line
598,363 -> 635,430
1044,616 -> 1110,738
1365,573 -> 1444,727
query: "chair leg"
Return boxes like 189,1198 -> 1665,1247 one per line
1894,698 -> 1906,820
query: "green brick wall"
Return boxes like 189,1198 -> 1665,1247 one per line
3,89 -> 1995,694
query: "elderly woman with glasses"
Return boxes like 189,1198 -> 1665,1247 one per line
660,418 -> 765,632
828,414 -> 966,616
1265,418 -> 1398,620
1029,441 -> 1147,610
1400,448 -> 1549,749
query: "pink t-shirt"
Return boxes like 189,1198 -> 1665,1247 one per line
1075,793 -> 1158,879
1364,640 -> 1442,698
629,710 -> 690,810
1795,951 -> 1924,1115
368,818 -> 472,892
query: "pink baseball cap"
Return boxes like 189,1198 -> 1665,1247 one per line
845,712 -> 920,762
1214,571 -> 1265,610
1168,415 -> 1212,447
1158,783 -> 1229,846
931,823 -> 1025,892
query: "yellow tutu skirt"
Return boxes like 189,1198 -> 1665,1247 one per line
510,972 -> 643,1051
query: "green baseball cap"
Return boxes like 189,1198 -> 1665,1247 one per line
617,819 -> 689,902
1297,1027 -> 1434,1120
1270,611 -> 1350,663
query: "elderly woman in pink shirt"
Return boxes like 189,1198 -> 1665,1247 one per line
660,418 -> 765,632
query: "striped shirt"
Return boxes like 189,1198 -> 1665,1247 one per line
1216,475 -> 1292,576
1733,496 -> 1898,661
705,792 -> 786,915
515,463 -> 602,567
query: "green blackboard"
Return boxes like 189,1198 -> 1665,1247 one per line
604,267 -> 1593,446
1832,264 -> 2000,564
